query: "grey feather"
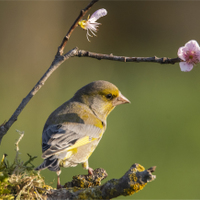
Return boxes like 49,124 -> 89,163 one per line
41,123 -> 102,159
35,155 -> 60,172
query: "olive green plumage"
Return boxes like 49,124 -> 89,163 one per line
35,80 -> 130,187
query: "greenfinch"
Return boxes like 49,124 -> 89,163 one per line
35,80 -> 130,189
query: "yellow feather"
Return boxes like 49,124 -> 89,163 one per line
82,161 -> 88,169
64,148 -> 77,159
67,136 -> 96,151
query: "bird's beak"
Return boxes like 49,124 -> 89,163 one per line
112,92 -> 130,106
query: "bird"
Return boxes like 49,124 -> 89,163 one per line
35,80 -> 130,189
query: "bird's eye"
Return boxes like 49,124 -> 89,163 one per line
106,93 -> 113,100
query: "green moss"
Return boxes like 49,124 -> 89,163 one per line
0,132 -> 53,199
0,153 -> 50,199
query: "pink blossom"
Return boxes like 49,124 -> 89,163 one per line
177,40 -> 200,72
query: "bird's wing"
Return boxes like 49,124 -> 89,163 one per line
42,123 -> 103,159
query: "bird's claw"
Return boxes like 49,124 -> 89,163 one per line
88,167 -> 94,175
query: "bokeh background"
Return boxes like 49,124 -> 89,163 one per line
1,1 -> 200,199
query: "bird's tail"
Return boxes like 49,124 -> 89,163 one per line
35,156 -> 60,172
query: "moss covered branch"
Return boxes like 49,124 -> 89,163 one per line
0,132 -> 156,199
46,163 -> 156,200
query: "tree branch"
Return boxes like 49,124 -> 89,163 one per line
0,0 -> 99,144
0,41 -> 182,144
0,47 -> 78,144
77,49 -> 182,64
46,163 -> 156,200
0,0 -> 182,143
58,0 -> 99,55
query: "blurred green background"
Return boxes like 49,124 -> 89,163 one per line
1,1 -> 200,199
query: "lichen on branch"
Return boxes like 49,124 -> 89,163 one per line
46,163 -> 156,200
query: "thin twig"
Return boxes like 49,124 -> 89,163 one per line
0,47 -> 78,144
34,187 -> 43,200
15,130 -> 24,164
24,153 -> 37,167
16,179 -> 34,200
0,0 -> 181,144
15,130 -> 24,152
76,49 -> 182,64
58,0 -> 99,55
0,0 -> 98,144
12,130 -> 25,174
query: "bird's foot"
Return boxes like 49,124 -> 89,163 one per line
57,184 -> 63,189
57,175 -> 63,189
88,167 -> 94,175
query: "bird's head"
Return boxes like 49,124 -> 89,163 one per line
73,80 -> 130,121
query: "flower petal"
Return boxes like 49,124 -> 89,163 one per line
86,22 -> 99,31
89,8 -> 107,22
177,47 -> 186,61
196,51 -> 200,61
179,62 -> 193,72
185,40 -> 200,51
